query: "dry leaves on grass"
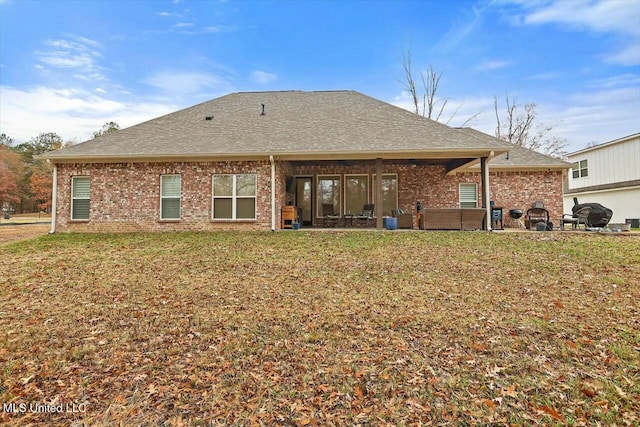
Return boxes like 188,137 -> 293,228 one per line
1,231 -> 639,425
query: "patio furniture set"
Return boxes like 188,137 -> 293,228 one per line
518,199 -> 612,231
285,199 -> 613,231
320,203 -> 487,230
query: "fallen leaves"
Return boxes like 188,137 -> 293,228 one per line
1,231 -> 639,425
537,405 -> 565,422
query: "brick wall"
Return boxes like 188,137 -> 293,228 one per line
54,160 -> 565,232
55,161 -> 273,232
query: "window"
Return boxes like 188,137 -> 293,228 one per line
212,174 -> 256,220
459,183 -> 478,208
372,174 -> 398,216
160,175 -> 181,220
344,175 -> 368,215
572,159 -> 588,178
317,175 -> 341,217
71,176 -> 90,220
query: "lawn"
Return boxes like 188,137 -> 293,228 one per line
1,231 -> 638,426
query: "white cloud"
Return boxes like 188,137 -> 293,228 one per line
40,53 -> 95,68
436,4 -> 486,52
604,43 -> 640,66
501,0 -> 640,66
0,85 -> 177,143
475,60 -> 511,71
250,70 -> 277,85
144,71 -> 233,95
526,72 -> 563,81
35,36 -> 107,80
543,87 -> 640,150
174,25 -> 238,35
173,22 -> 194,28
523,0 -> 640,36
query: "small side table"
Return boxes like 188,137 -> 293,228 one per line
281,205 -> 297,229
491,207 -> 504,230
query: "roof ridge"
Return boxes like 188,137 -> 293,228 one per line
231,90 -> 356,95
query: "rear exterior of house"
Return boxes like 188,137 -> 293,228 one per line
563,133 -> 640,225
42,91 -> 570,232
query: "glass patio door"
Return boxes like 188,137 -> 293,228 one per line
296,177 -> 313,226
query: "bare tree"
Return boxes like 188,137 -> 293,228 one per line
399,45 -> 478,126
494,93 -> 567,158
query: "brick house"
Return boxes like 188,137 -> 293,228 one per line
39,90 -> 571,233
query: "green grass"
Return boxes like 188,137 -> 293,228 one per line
1,231 -> 639,425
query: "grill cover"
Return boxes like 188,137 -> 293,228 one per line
572,203 -> 613,227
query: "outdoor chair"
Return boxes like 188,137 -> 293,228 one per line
560,206 -> 592,230
525,207 -> 549,230
355,204 -> 374,227
392,208 -> 413,229
322,203 -> 340,227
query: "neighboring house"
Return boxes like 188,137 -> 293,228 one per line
39,90 -> 571,233
563,132 -> 640,225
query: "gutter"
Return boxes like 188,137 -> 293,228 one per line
49,162 -> 57,234
270,155 -> 276,231
37,147 -> 510,163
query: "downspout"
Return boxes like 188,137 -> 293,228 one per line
270,155 -> 276,231
49,162 -> 57,234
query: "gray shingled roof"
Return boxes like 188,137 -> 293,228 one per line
457,128 -> 572,170
42,90 -> 513,162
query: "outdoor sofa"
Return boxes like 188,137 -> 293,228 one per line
419,208 -> 486,231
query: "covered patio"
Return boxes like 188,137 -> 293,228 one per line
277,153 -> 505,231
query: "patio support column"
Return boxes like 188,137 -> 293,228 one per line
49,162 -> 57,234
375,158 -> 383,229
480,156 -> 491,231
270,155 -> 276,232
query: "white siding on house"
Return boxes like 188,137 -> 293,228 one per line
567,134 -> 640,189
564,133 -> 640,224
563,188 -> 640,224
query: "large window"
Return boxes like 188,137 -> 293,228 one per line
317,175 -> 341,217
459,183 -> 478,208
572,159 -> 588,179
71,176 -> 90,220
160,175 -> 181,220
212,174 -> 256,220
344,175 -> 368,215
372,174 -> 398,216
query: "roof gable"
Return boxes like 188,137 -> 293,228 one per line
457,128 -> 572,170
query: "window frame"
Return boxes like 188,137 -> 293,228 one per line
459,182 -> 478,208
372,173 -> 398,217
70,176 -> 90,221
211,173 -> 257,221
343,174 -> 369,215
572,159 -> 588,179
316,174 -> 342,218
160,174 -> 182,221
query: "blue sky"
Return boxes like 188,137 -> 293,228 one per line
1,0 -> 639,152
